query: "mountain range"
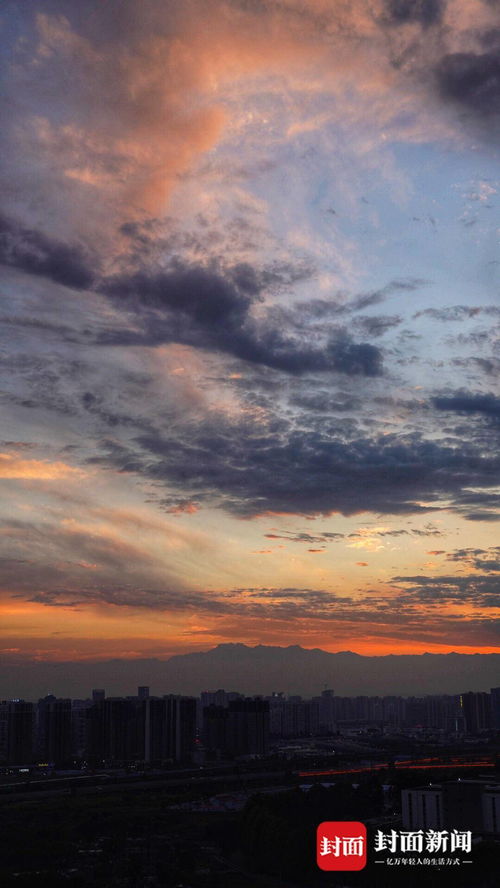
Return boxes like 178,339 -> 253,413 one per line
1,644 -> 499,700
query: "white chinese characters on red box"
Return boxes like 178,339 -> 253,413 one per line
316,821 -> 367,871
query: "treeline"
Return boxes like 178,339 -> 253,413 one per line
241,782 -> 382,882
239,783 -> 500,886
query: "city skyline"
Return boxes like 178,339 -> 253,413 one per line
2,682 -> 498,769
1,0 -> 499,668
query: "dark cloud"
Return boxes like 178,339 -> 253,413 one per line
446,546 -> 500,572
413,305 -> 493,321
451,488 -> 500,523
370,526 -> 443,537
435,50 -> 500,122
102,265 -> 252,326
295,279 -> 427,321
349,279 -> 427,311
80,391 -> 155,430
353,314 -> 403,337
391,573 -> 500,608
452,356 -> 500,377
28,586 -> 236,614
463,510 -> 500,522
0,209 -> 383,377
432,391 -> 500,424
290,392 -> 361,413
262,526 -> 443,544
90,411 -> 500,518
264,531 -> 344,544
0,315 -> 81,340
385,0 -> 445,27
409,527 -> 443,536
101,265 -> 384,376
0,214 -> 95,290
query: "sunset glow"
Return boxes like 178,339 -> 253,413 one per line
1,0 -> 499,669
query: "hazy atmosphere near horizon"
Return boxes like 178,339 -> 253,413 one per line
1,0 -> 500,682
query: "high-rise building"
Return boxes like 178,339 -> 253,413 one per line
71,699 -> 93,758
0,701 -> 35,764
490,687 -> 500,731
227,698 -> 269,757
145,695 -> 196,763
460,692 -> 492,734
482,785 -> 500,834
92,689 -> 105,702
269,700 -> 319,737
200,689 -> 229,709
402,785 -> 443,830
88,698 -> 145,763
202,704 -> 229,759
403,780 -> 500,834
138,686 -> 150,700
37,697 -> 72,765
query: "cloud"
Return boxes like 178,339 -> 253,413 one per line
446,545 -> 500,572
165,500 -> 200,515
0,214 -> 385,378
352,314 -> 403,337
391,572 -> 500,608
384,0 -> 445,27
0,453 -> 85,481
432,390 -> 500,423
100,264 -> 384,376
300,280 -> 428,321
2,0 -> 491,256
413,305 -> 498,321
8,578 -> 496,650
0,214 -> 94,289
264,531 -> 344,543
91,410 -> 500,518
435,48 -> 500,125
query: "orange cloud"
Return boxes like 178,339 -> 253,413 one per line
13,0 -> 443,246
0,453 -> 84,481
166,501 -> 200,515
29,5 -> 330,226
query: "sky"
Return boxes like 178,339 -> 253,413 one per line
0,0 -> 499,668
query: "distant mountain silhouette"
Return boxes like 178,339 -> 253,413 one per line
163,644 -> 500,697
1,644 -> 499,699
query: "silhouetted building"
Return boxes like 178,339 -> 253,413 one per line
490,686 -> 500,731
270,700 -> 320,737
71,699 -> 92,758
319,688 -> 336,732
145,695 -> 196,763
382,696 -> 406,729
403,780 -> 500,834
138,686 -> 150,700
402,784 -> 443,830
203,704 -> 229,758
404,696 -> 427,729
460,692 -> 492,734
37,697 -> 72,765
227,698 -> 269,756
201,689 -> 229,709
483,785 -> 500,834
88,698 -> 145,763
92,689 -> 105,702
0,701 -> 35,763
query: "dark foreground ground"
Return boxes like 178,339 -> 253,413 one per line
0,773 -> 498,887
